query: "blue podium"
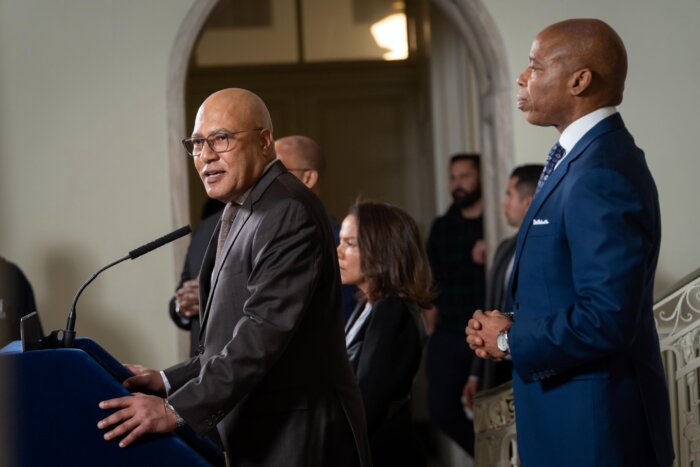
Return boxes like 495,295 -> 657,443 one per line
0,338 -> 223,466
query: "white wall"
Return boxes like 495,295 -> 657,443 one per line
481,0 -> 700,293
0,0 -> 196,368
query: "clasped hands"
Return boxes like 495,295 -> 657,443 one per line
466,309 -> 512,361
97,364 -> 177,448
175,278 -> 200,318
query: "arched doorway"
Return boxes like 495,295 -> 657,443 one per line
168,0 -> 513,464
166,0 -> 513,266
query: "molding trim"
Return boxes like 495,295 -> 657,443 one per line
166,0 -> 220,360
431,0 -> 515,258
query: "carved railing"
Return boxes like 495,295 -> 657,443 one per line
472,380 -> 519,467
655,268 -> 700,467
473,268 -> 700,467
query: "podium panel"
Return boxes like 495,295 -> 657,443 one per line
0,338 -> 223,467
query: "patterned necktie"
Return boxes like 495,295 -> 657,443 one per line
216,202 -> 238,260
535,142 -> 566,196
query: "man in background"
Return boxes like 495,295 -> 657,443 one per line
0,257 -> 37,347
169,198 -> 223,357
275,135 -> 356,320
462,164 -> 542,408
425,153 -> 485,456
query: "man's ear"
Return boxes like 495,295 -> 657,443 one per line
523,195 -> 534,211
570,68 -> 592,96
303,170 -> 320,190
260,129 -> 274,154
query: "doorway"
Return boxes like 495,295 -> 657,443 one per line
167,0 -> 514,255
182,0 -> 436,232
166,1 -> 514,463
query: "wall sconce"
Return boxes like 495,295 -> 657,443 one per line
370,13 -> 408,61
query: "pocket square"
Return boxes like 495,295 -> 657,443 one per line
533,218 -> 550,225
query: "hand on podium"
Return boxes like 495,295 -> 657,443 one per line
123,364 -> 166,397
97,363 -> 175,447
98,393 -> 177,448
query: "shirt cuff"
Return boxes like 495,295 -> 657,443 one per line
160,370 -> 172,395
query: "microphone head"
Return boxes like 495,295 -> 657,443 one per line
128,225 -> 191,260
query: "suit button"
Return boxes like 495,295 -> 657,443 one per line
197,345 -> 205,355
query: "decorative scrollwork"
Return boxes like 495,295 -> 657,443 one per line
474,384 -> 516,433
655,281 -> 700,337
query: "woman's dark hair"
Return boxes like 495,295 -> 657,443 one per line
349,200 -> 435,307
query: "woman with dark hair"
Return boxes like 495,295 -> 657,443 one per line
338,200 -> 433,467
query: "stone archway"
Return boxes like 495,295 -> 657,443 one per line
165,0 -> 220,266
431,0 -> 515,255
165,0 -> 219,359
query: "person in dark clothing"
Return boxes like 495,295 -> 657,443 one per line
169,198 -> 224,357
425,153 -> 485,455
0,258 -> 37,347
462,164 -> 542,408
275,135 -> 357,322
338,200 -> 434,467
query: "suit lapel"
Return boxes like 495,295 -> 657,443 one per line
508,113 -> 625,301
197,222 -> 219,341
491,236 -> 516,310
344,302 -> 366,334
198,161 -> 288,337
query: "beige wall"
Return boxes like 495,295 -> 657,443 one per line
0,0 -> 697,372
0,0 -> 196,368
481,0 -> 700,293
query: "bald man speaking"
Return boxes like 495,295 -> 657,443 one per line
98,89 -> 371,467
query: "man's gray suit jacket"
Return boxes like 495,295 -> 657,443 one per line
164,161 -> 372,467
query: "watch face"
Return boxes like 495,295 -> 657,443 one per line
497,332 -> 508,352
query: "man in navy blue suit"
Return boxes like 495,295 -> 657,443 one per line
467,19 -> 674,466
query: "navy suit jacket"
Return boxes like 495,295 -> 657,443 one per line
507,114 -> 673,466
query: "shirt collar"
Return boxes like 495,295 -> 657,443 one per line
233,159 -> 277,206
559,106 -> 617,154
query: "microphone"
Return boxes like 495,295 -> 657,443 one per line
45,225 -> 192,348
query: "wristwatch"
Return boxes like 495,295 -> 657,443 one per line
165,399 -> 185,427
497,329 -> 510,353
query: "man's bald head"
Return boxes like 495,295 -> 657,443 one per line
191,88 -> 275,202
196,88 -> 274,135
275,135 -> 326,194
540,19 -> 628,106
517,19 -> 628,131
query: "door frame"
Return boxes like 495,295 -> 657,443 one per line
165,0 -> 514,289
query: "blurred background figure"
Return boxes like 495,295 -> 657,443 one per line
276,134 -> 356,321
0,257 -> 37,347
338,200 -> 433,467
169,198 -> 224,357
463,164 -> 542,408
425,153 -> 485,457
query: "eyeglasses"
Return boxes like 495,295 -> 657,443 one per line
181,128 -> 263,157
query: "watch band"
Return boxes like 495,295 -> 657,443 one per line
164,399 -> 185,427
